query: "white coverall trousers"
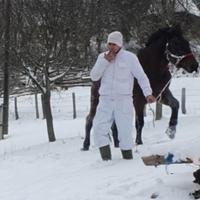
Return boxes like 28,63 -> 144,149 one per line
93,95 -> 134,150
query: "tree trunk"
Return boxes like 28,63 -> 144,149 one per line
41,94 -> 46,119
0,105 -> 3,140
43,92 -> 56,142
2,0 -> 11,135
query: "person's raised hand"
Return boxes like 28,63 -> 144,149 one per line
104,50 -> 116,62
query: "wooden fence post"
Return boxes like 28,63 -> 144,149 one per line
14,97 -> 19,120
181,88 -> 186,114
0,104 -> 3,139
35,93 -> 39,119
72,92 -> 77,119
155,102 -> 162,120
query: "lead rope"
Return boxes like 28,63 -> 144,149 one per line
148,69 -> 178,175
147,68 -> 179,127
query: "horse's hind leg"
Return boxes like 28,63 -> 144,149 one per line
82,81 -> 100,151
160,89 -> 179,139
111,121 -> 119,147
134,99 -> 146,145
81,114 -> 93,151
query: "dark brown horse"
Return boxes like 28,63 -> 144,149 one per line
82,26 -> 199,150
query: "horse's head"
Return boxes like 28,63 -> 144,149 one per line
165,26 -> 199,73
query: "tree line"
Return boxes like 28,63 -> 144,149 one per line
0,0 -> 199,90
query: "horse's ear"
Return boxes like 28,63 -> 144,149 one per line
167,24 -> 182,38
173,24 -> 182,35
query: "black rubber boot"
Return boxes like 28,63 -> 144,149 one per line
121,149 -> 133,160
99,145 -> 111,161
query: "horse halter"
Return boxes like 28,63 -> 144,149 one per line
165,43 -> 193,66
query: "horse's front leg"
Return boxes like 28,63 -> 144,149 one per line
160,89 -> 179,139
135,113 -> 144,145
134,99 -> 146,145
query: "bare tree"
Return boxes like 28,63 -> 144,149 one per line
12,0 -> 73,142
2,0 -> 11,137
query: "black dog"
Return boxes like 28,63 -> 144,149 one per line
189,169 -> 200,199
194,169 -> 200,185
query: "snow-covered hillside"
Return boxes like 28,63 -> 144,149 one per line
0,77 -> 200,200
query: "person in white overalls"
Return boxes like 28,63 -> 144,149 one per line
90,31 -> 155,160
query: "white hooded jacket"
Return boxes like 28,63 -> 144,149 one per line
90,49 -> 152,98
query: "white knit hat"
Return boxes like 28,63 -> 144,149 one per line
107,31 -> 123,47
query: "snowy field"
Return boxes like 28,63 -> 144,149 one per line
0,76 -> 200,200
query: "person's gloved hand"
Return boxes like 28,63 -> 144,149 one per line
146,95 -> 156,103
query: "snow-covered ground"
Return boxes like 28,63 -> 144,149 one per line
0,77 -> 200,200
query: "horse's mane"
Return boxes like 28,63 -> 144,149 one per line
145,26 -> 183,47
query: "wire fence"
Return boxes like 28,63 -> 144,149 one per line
1,85 -> 200,121
7,87 -> 90,121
